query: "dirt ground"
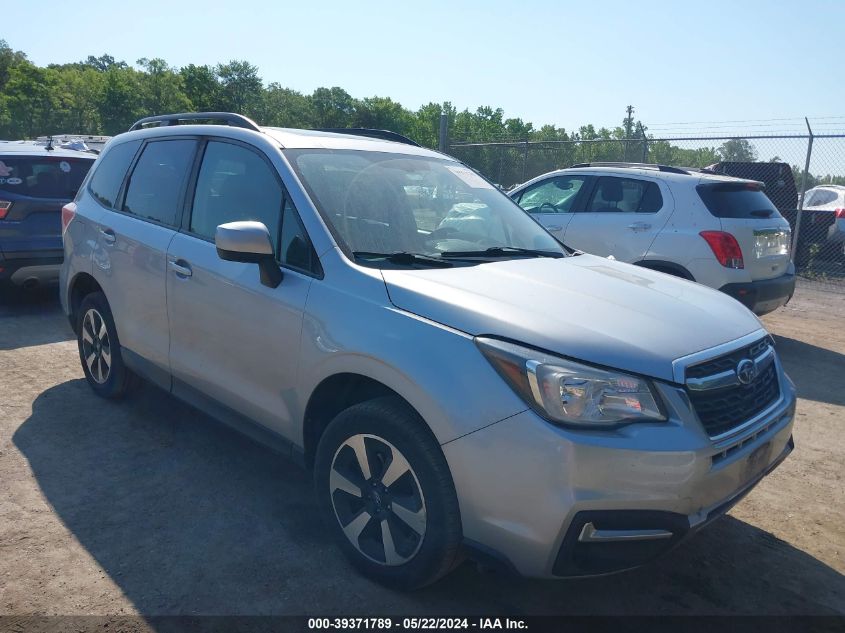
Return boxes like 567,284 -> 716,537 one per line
0,282 -> 842,616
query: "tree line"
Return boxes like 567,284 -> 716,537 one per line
1,40 -> 841,189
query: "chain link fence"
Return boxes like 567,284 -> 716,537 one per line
449,132 -> 845,293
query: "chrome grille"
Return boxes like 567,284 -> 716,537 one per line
685,337 -> 781,438
686,337 -> 771,380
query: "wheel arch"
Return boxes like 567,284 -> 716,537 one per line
302,372 -> 435,470
633,259 -> 695,281
68,272 -> 104,333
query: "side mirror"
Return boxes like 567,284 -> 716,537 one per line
215,221 -> 282,288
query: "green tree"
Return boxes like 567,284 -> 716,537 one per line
136,58 -> 190,115
354,96 -> 412,134
97,65 -> 144,135
4,61 -> 59,138
216,60 -> 263,119
0,39 -> 27,92
84,54 -> 128,72
262,83 -> 314,127
408,102 -> 446,148
0,40 -> 29,137
311,87 -> 356,128
718,138 -> 757,162
52,66 -> 103,133
180,64 -> 221,112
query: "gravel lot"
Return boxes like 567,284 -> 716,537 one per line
0,283 -> 843,616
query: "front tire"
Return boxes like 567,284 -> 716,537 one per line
76,292 -> 134,399
315,397 -> 463,589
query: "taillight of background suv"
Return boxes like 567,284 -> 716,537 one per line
61,202 -> 77,236
700,230 -> 744,269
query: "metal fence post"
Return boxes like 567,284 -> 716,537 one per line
640,126 -> 648,163
438,113 -> 448,153
521,141 -> 529,182
791,118 -> 814,262
497,144 -> 505,184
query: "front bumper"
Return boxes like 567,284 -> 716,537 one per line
442,359 -> 797,579
720,268 -> 795,315
552,435 -> 793,576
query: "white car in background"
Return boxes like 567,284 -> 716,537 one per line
802,184 -> 845,249
509,162 -> 796,315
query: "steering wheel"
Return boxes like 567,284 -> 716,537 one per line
538,202 -> 558,213
426,225 -> 459,240
426,225 -> 491,245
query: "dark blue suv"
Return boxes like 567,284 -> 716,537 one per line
0,142 -> 95,289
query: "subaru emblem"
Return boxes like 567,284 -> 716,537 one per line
736,359 -> 757,385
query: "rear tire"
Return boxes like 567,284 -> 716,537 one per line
76,292 -> 134,399
314,396 -> 463,589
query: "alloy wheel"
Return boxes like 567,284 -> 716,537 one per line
329,434 -> 427,566
81,308 -> 112,384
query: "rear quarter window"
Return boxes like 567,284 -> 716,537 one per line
122,140 -> 196,226
88,140 -> 142,208
697,183 -> 780,219
0,155 -> 93,199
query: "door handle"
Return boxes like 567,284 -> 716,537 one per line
100,228 -> 116,244
545,225 -> 563,232
168,259 -> 192,278
627,222 -> 652,231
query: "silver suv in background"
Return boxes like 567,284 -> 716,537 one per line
61,113 -> 795,588
509,163 -> 795,315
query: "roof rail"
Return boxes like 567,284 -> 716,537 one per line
315,128 -> 421,147
570,162 -> 691,175
128,112 -> 261,132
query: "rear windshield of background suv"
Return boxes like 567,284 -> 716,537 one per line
0,156 -> 92,199
696,182 -> 780,219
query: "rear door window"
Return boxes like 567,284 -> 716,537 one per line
122,140 -> 196,226
585,176 -> 663,213
88,140 -> 141,208
0,156 -> 93,199
697,183 -> 780,219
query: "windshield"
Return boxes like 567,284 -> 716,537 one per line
0,156 -> 92,199
286,149 -> 565,265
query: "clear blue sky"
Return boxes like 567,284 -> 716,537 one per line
4,0 -> 844,135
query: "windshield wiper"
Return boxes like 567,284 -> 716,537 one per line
353,251 -> 453,268
439,246 -> 564,259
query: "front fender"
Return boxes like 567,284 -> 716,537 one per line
295,277 -> 527,448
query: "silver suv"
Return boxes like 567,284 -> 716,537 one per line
61,113 -> 796,588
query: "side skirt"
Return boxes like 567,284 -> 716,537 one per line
122,346 -> 306,468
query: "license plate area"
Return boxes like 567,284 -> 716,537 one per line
754,228 -> 790,259
742,441 -> 772,482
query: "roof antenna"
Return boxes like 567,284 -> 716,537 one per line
45,135 -> 55,152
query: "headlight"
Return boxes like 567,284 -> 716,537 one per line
476,337 -> 666,428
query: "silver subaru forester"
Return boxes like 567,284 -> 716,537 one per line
60,113 -> 796,589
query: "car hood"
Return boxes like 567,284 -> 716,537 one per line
381,254 -> 763,382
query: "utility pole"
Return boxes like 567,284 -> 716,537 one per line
624,105 -> 635,138
624,105 -> 635,160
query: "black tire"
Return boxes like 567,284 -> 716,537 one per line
314,396 -> 463,590
76,291 -> 134,399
